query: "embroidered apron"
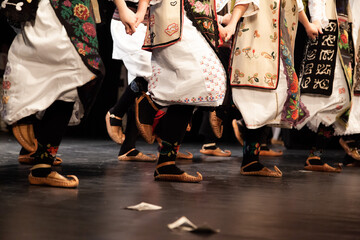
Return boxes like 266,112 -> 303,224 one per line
230,0 -> 308,127
299,0 -> 354,127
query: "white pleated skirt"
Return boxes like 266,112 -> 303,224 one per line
1,0 -> 94,125
147,15 -> 226,107
296,56 -> 352,134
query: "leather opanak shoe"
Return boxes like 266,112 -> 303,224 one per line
105,111 -> 125,144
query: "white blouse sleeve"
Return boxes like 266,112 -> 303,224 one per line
297,0 -> 304,12
308,0 -> 329,28
234,0 -> 259,17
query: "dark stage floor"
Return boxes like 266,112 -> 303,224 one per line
1,132 -> 360,240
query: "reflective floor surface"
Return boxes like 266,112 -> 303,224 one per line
1,133 -> 360,240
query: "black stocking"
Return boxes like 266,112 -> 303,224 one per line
242,126 -> 267,171
308,124 -> 334,165
110,77 -> 148,118
155,105 -> 194,175
119,106 -> 139,156
31,100 -> 74,177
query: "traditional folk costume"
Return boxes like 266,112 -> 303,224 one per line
107,2 -> 193,161
296,0 -> 358,171
105,4 -> 157,162
0,0 -> 104,187
229,0 -> 308,177
136,0 -> 236,182
197,0 -> 233,157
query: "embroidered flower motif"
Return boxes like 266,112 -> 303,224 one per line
87,59 -> 99,69
63,0 -> 71,7
78,48 -> 86,56
194,1 -> 207,14
270,32 -> 277,42
2,96 -> 9,104
203,21 -> 212,29
238,22 -> 249,37
248,73 -> 259,83
340,33 -> 348,44
234,47 -> 241,56
291,109 -> 298,120
73,4 -> 90,21
264,73 -> 277,87
270,1 -> 277,14
83,22 -> 96,37
47,146 -> 59,157
2,81 -> 11,90
242,47 -> 259,59
339,87 -> 345,94
290,82 -> 298,93
50,0 -> 103,74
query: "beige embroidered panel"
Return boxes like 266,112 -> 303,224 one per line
230,0 -> 298,89
143,0 -> 182,49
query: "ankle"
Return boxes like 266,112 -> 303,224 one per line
202,143 -> 217,150
31,143 -> 57,164
154,162 -> 184,176
260,144 -> 270,151
241,161 -> 264,172
30,164 -> 52,177
306,156 -> 324,166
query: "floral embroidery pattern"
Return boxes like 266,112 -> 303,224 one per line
1,65 -> 11,117
248,73 -> 259,84
73,3 -> 90,20
270,1 -> 278,14
270,32 -> 277,42
243,142 -> 260,156
338,17 -> 354,90
148,53 -> 225,105
242,47 -> 259,59
339,87 -> 346,94
185,0 -> 219,50
280,29 -> 308,125
230,0 -> 280,90
2,80 -> 11,90
190,0 -> 210,15
237,22 -> 249,37
49,0 -> 103,74
264,73 -> 277,87
339,28 -> 349,50
231,69 -> 245,84
261,51 -> 276,60
234,47 -> 241,56
272,19 -> 277,28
